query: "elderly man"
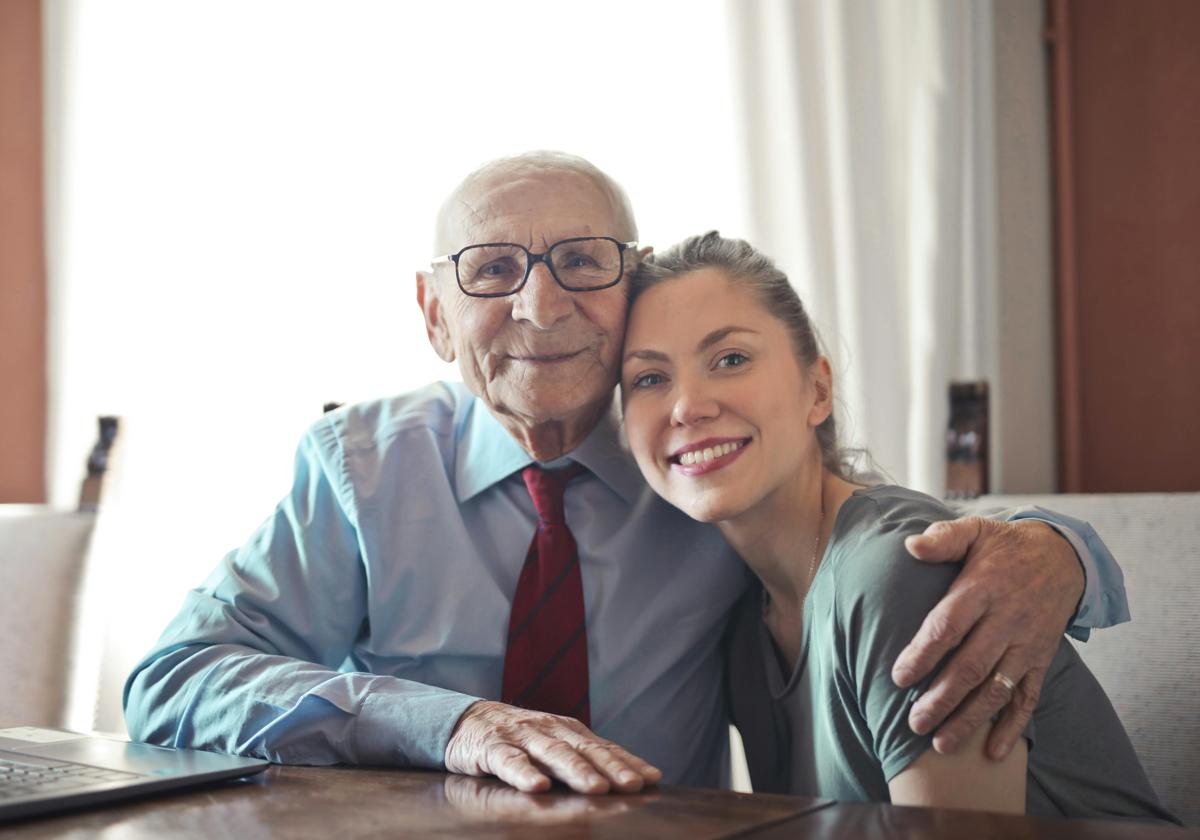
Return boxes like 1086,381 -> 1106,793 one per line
124,152 -> 1127,794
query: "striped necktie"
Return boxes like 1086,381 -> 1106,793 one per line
500,463 -> 590,726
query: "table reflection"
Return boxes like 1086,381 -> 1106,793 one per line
441,774 -> 651,825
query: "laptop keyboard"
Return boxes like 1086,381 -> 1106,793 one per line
0,756 -> 142,800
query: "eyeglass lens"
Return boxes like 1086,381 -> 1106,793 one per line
456,238 -> 622,296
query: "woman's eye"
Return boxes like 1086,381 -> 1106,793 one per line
631,372 -> 665,389
715,352 -> 749,369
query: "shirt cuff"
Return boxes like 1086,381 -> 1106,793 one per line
352,679 -> 481,768
1007,506 -> 1131,641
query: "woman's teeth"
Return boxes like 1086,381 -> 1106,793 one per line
677,440 -> 745,466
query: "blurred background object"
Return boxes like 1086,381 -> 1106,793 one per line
945,382 -> 989,500
77,415 -> 119,512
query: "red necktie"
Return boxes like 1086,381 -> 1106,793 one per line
500,463 -> 591,726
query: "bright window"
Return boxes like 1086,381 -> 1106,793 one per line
47,0 -> 748,534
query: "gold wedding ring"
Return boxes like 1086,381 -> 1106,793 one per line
991,670 -> 1017,694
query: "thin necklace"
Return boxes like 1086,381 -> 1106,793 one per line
762,493 -> 826,620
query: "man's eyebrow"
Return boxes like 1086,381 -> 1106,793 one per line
697,326 -> 758,351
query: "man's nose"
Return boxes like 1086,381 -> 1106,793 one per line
510,261 -> 574,329
670,378 -> 720,427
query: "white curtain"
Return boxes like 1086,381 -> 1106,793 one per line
726,0 -> 1000,493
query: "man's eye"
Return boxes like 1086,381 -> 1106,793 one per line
715,352 -> 749,369
564,254 -> 598,268
479,261 -> 517,277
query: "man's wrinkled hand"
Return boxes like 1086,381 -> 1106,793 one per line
443,700 -> 662,795
892,518 -> 1084,761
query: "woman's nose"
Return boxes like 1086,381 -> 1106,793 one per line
670,380 -> 720,427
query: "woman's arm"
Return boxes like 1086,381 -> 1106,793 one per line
888,723 -> 1027,813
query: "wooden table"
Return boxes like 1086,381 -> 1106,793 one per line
751,801 -> 1196,839
0,766 -> 1194,839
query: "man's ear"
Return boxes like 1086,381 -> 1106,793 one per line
415,271 -> 455,363
808,356 -> 834,427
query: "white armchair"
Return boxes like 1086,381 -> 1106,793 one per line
0,506 -> 96,728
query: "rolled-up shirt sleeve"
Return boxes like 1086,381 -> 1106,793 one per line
122,429 -> 479,767
1004,506 -> 1130,641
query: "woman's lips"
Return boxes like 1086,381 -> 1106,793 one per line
670,439 -> 751,477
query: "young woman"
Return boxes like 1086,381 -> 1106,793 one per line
620,231 -> 1177,821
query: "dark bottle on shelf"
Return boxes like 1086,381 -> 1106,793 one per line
945,382 -> 989,500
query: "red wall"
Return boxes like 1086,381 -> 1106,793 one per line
0,0 -> 47,503
1052,0 -> 1200,491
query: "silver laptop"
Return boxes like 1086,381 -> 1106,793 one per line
0,727 -> 269,823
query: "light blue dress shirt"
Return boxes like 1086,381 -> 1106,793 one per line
123,382 -> 1129,787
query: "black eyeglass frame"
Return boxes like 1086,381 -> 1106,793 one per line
430,236 -> 639,299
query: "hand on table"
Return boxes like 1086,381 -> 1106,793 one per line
444,700 -> 662,794
893,518 -> 1084,760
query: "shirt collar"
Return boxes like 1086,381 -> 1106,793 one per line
567,398 -> 645,505
454,392 -> 645,506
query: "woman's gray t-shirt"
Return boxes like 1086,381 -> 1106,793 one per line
726,485 -> 1177,823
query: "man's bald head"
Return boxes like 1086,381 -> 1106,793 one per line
433,151 -> 637,256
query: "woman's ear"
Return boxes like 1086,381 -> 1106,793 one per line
808,356 -> 834,427
415,271 -> 456,363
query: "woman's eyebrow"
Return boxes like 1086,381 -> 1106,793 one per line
697,326 -> 758,351
624,326 -> 759,365
623,348 -> 669,364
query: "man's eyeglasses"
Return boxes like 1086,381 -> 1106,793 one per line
430,236 -> 638,298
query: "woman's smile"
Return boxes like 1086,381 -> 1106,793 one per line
669,437 -> 752,476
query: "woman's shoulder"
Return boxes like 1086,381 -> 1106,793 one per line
829,484 -> 957,560
838,484 -> 958,536
824,485 -> 961,611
